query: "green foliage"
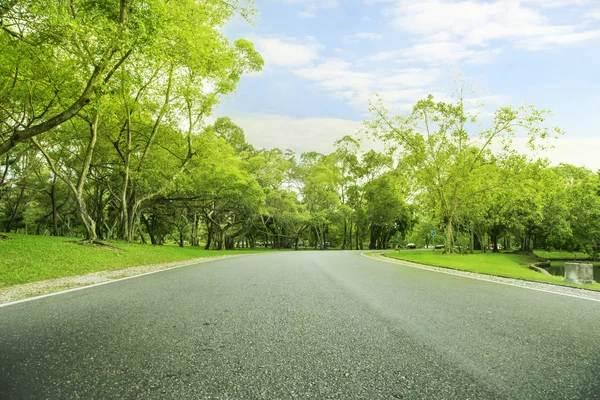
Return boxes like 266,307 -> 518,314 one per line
0,0 -> 260,155
366,87 -> 565,254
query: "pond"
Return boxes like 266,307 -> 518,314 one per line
547,262 -> 600,282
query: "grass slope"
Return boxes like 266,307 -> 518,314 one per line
386,251 -> 600,291
0,234 -> 269,287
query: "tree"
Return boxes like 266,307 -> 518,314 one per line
366,91 -> 561,253
296,152 -> 341,249
561,168 -> 600,258
364,171 -> 411,249
0,0 -> 258,156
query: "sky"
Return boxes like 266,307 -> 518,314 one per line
216,0 -> 600,170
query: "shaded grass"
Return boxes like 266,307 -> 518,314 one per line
386,251 -> 600,291
0,234 -> 274,287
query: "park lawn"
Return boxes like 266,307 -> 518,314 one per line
533,250 -> 590,260
386,251 -> 600,291
0,234 -> 270,287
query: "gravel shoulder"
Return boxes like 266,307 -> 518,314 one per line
365,252 -> 600,302
0,255 -> 244,305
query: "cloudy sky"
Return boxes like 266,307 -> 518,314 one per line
217,0 -> 600,170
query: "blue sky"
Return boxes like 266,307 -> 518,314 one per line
217,0 -> 600,169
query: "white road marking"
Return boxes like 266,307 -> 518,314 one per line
362,253 -> 600,303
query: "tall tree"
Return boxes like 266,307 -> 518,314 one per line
366,92 -> 561,253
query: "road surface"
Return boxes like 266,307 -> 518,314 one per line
2,251 -> 599,399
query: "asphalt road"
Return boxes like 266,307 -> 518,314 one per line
2,251 -> 600,399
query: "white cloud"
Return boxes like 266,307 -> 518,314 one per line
522,0 -> 592,8
343,32 -> 383,41
363,50 -> 399,63
248,36 -> 450,112
295,59 -> 372,93
519,29 -> 600,49
273,0 -> 340,17
250,0 -> 600,119
251,36 -> 322,67
373,0 -> 600,63
388,1 -> 589,43
400,42 -> 503,64
381,68 -> 443,87
362,43 -> 502,65
294,59 -> 446,111
297,10 -> 317,18
275,0 -> 339,6
230,114 -> 363,154
507,137 -> 600,172
232,114 -> 600,172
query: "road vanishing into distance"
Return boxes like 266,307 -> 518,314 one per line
2,251 -> 600,399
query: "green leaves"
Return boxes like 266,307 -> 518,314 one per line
0,0 -> 262,156
366,91 -> 565,253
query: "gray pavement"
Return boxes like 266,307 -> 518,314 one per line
1,251 -> 599,399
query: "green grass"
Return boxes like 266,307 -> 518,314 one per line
0,234 -> 273,287
386,251 -> 600,291
532,250 -> 590,260
550,261 -> 600,268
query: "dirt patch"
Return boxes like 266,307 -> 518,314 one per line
0,234 -> 10,242
68,240 -> 124,252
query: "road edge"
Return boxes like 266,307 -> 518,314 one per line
0,254 -> 249,308
362,252 -> 600,302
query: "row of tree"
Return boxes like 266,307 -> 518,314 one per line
0,114 -> 416,251
2,0 -> 599,257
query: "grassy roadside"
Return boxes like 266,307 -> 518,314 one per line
533,250 -> 590,260
0,234 -> 274,287
385,251 -> 600,291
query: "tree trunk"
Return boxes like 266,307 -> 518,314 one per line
205,222 -> 213,250
74,194 -> 97,242
94,185 -> 105,240
124,198 -> 139,243
492,235 -> 499,252
522,230 -> 533,253
314,227 -> 322,250
5,186 -> 25,232
50,178 -> 59,236
142,214 -> 157,245
138,225 -> 147,244
191,213 -> 199,246
219,229 -> 226,250
119,118 -> 132,241
349,222 -> 353,250
470,226 -> 475,254
445,217 -> 455,254
369,228 -> 377,250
